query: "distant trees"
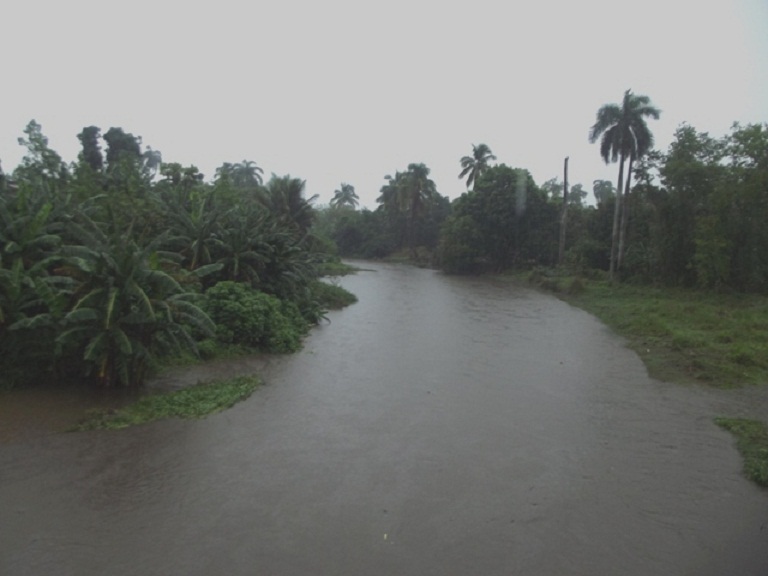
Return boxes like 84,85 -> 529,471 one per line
592,179 -> 615,206
292,108 -> 768,294
330,183 -> 359,210
3,107 -> 764,392
377,163 -> 441,255
647,122 -> 768,290
263,175 -> 318,236
103,127 -> 142,168
77,126 -> 104,172
459,143 -> 496,190
14,120 -> 69,194
233,160 -> 264,189
568,121 -> 768,291
438,165 -> 556,273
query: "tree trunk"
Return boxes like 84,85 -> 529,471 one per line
617,154 -> 635,271
609,154 -> 625,281
558,157 -> 569,266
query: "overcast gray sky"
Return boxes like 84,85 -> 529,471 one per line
1,0 -> 766,208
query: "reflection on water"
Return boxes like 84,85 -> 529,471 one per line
0,383 -> 137,443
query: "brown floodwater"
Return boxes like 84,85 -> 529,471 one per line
1,262 -> 767,575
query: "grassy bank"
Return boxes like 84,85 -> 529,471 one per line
73,375 -> 260,431
529,272 -> 768,389
68,276 -> 359,432
715,418 -> 768,487
525,270 -> 768,488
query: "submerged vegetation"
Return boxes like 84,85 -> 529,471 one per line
74,375 -> 260,430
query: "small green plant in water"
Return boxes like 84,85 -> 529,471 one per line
715,417 -> 768,487
73,375 -> 260,431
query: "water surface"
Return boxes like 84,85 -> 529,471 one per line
1,262 -> 767,575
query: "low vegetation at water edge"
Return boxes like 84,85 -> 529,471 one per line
715,418 -> 768,487
529,272 -> 768,389
73,375 -> 260,431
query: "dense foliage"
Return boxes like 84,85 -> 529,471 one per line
314,163 -> 451,263
438,165 -> 557,273
203,281 -> 306,353
0,121 -> 341,389
3,104 -> 766,387
314,119 -> 767,297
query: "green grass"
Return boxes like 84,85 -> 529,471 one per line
316,261 -> 360,277
715,417 -> 768,487
311,279 -> 358,310
533,274 -> 768,389
73,375 -> 260,431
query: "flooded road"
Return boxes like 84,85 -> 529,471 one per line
1,262 -> 767,575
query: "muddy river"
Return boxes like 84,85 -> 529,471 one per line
1,262 -> 767,575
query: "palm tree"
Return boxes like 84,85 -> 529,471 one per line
262,175 -> 318,236
214,162 -> 236,185
376,173 -> 400,209
330,183 -> 359,209
401,163 -> 437,254
617,120 -> 655,270
459,143 -> 496,190
232,160 -> 264,189
589,90 -> 660,279
211,208 -> 271,285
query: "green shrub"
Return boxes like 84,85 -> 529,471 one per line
196,338 -> 218,359
309,279 -> 357,310
202,281 -> 307,353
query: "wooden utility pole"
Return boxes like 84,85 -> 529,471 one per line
558,156 -> 569,266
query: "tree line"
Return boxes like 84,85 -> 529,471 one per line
0,121 -> 336,389
320,91 -> 767,292
2,93 -> 766,388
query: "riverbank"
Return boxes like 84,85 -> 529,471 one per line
526,272 -> 768,389
4,261 -> 768,575
0,274 -> 359,439
524,269 -> 768,487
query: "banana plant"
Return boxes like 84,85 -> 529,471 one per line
55,217 -> 214,386
160,187 -> 221,271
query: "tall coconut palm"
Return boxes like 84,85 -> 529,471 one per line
330,183 -> 359,209
617,121 -> 655,270
400,163 -> 437,254
376,173 -> 400,210
589,90 -> 659,279
459,143 -> 496,190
